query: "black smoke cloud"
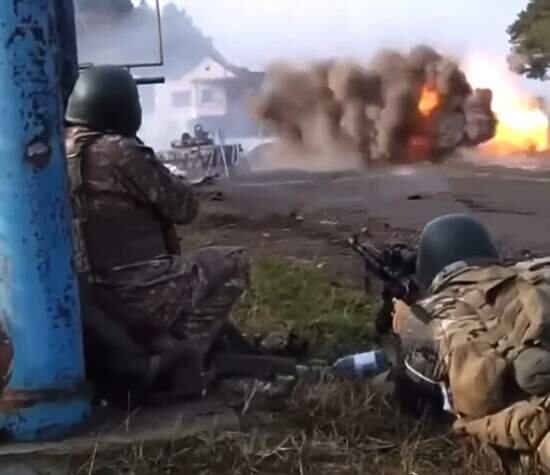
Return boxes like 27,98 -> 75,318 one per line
251,46 -> 497,166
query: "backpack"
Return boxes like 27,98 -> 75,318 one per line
412,258 -> 550,461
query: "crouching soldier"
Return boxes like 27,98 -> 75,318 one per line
379,214 -> 550,471
64,66 -> 296,404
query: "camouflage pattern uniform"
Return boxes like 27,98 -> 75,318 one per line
395,258 -> 550,470
65,125 -> 250,355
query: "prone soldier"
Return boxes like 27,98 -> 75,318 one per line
351,214 -> 550,470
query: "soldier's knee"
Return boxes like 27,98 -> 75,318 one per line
230,248 -> 251,279
201,246 -> 250,280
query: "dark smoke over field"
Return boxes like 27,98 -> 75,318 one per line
251,46 -> 497,167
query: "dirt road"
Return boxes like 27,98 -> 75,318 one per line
210,153 -> 550,255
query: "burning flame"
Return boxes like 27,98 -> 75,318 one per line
418,85 -> 439,117
463,54 -> 549,155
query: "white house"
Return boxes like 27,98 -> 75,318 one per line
149,56 -> 264,148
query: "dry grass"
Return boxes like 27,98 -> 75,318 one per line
72,377 -> 510,475
68,258 -> 532,474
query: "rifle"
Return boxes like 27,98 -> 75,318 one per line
188,173 -> 218,187
347,234 -> 420,334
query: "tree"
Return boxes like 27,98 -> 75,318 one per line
507,0 -> 550,80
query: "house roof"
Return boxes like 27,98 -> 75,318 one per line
187,55 -> 264,82
191,71 -> 265,85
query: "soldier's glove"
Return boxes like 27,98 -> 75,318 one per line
384,245 -> 417,277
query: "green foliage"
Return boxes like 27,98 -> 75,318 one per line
234,257 -> 376,360
507,0 -> 550,79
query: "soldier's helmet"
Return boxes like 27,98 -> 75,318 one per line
66,65 -> 142,137
416,214 -> 499,288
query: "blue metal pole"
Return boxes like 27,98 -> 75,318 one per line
0,1 -> 90,441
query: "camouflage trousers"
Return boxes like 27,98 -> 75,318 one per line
452,396 -> 550,471
91,246 -> 250,352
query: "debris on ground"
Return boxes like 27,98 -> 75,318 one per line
320,219 -> 339,226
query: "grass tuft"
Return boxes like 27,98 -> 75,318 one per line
234,257 -> 376,360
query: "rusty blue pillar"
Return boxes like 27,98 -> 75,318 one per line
0,1 -> 90,440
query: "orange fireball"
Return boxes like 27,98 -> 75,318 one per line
484,102 -> 549,154
418,84 -> 439,117
463,54 -> 549,155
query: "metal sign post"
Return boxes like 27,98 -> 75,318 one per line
77,0 -> 166,86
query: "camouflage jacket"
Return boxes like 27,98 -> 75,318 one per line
398,258 -> 550,465
65,126 -> 198,273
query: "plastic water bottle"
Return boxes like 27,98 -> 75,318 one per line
331,350 -> 391,379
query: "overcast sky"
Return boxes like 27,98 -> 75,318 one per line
136,0 -> 547,94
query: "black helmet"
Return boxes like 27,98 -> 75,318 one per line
66,65 -> 141,136
416,214 -> 499,288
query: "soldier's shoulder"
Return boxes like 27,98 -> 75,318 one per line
432,262 -> 516,292
94,133 -> 139,149
511,257 -> 550,287
513,256 -> 550,272
94,134 -> 155,162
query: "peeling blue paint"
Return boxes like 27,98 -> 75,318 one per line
0,1 -> 89,441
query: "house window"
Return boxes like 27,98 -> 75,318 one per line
200,88 -> 214,104
171,91 -> 191,108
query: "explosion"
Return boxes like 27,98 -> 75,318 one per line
418,85 -> 439,117
463,54 -> 549,155
251,46 -> 497,167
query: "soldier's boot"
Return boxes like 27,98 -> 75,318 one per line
148,340 -> 210,403
148,331 -> 184,353
208,320 -> 258,355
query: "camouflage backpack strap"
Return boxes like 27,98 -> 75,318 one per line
65,129 -> 103,274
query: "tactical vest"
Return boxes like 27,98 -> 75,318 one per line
66,130 -> 172,273
400,258 -> 550,417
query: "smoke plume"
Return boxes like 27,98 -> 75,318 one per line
251,45 -> 497,167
